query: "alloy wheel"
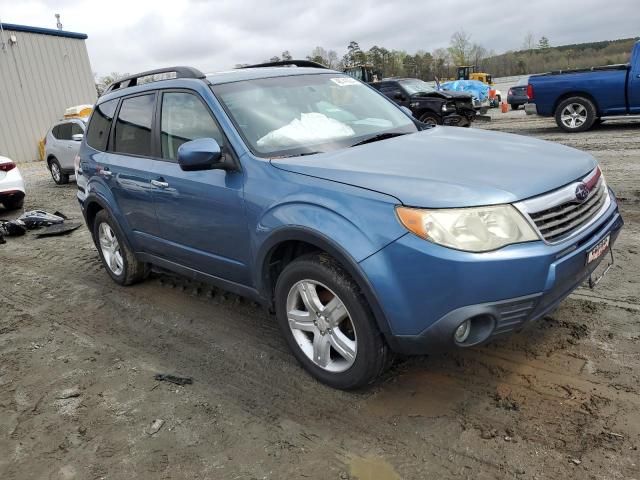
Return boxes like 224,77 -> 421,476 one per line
286,280 -> 357,373
51,162 -> 61,182
560,103 -> 588,129
98,222 -> 124,276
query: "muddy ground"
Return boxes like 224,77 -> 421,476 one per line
1,110 -> 639,480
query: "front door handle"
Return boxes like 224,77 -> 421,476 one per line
151,179 -> 169,188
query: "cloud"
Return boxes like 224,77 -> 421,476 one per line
1,0 -> 638,76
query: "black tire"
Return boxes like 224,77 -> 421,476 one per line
92,210 -> 148,286
510,104 -> 520,111
274,253 -> 390,390
49,157 -> 69,185
554,96 -> 597,133
2,196 -> 24,210
419,112 -> 442,126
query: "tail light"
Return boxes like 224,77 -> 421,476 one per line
0,161 -> 16,172
74,154 -> 81,172
527,84 -> 534,100
508,88 -> 513,96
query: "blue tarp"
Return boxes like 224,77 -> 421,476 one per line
439,80 -> 490,101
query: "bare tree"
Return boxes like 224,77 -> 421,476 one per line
448,30 -> 472,65
521,32 -> 535,51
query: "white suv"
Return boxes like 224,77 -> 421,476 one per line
44,119 -> 85,184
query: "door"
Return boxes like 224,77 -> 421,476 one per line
629,55 -> 640,114
103,92 -> 163,245
53,122 -> 77,170
151,90 -> 251,285
379,83 -> 410,108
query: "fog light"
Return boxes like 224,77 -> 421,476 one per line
454,320 -> 471,343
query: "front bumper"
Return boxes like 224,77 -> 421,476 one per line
360,198 -> 623,355
525,103 -> 537,115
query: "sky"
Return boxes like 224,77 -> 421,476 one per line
0,0 -> 638,77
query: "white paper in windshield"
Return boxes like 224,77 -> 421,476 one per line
257,113 -> 355,149
330,77 -> 359,86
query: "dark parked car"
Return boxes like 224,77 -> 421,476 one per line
507,76 -> 529,110
371,78 -> 476,126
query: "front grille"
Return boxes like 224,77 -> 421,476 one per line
529,178 -> 607,242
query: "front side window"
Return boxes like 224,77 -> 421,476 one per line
212,73 -> 417,157
86,99 -> 118,151
113,94 -> 155,156
71,123 -> 84,136
160,92 -> 224,161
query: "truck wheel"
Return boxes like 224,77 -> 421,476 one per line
555,97 -> 597,132
274,253 -> 390,390
419,112 -> 441,126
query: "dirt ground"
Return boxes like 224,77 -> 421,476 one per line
1,110 -> 639,480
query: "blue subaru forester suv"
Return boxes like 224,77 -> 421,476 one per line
77,62 -> 623,389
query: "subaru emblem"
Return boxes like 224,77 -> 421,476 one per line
575,183 -> 589,202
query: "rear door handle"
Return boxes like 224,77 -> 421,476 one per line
151,179 -> 169,188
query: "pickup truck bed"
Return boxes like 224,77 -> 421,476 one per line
526,41 -> 640,132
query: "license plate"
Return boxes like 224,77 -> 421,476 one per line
587,235 -> 610,264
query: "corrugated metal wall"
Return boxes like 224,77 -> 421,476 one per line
0,29 -> 96,162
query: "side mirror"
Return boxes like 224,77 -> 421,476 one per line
399,106 -> 412,117
394,92 -> 406,101
177,138 -> 224,171
72,133 -> 84,141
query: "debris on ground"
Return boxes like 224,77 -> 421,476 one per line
154,373 -> 193,386
18,210 -> 66,229
35,221 -> 82,237
56,386 -> 82,399
147,419 -> 165,436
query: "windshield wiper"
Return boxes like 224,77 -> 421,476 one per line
271,151 -> 324,159
349,132 -> 407,148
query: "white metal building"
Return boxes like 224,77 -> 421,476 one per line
0,22 -> 96,162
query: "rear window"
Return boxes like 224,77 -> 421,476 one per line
113,94 -> 155,157
86,99 -> 118,151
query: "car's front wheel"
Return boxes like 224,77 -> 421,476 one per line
93,210 -> 148,286
275,254 -> 389,389
419,112 -> 441,126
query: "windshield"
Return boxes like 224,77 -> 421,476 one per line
212,73 -> 418,157
398,79 -> 436,95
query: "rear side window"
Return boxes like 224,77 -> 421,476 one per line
160,92 -> 224,161
53,123 -> 72,140
113,94 -> 155,156
86,99 -> 118,151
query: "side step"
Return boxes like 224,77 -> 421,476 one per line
600,114 -> 640,121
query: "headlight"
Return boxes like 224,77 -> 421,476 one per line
396,204 -> 539,252
441,102 -> 455,112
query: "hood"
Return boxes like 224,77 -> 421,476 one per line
270,127 -> 597,208
412,90 -> 472,101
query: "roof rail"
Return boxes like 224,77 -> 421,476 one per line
103,66 -> 205,94
240,60 -> 328,70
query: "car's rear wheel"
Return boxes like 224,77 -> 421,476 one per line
555,97 -> 597,132
93,210 -> 148,286
274,253 -> 389,389
49,157 -> 69,185
419,112 -> 441,126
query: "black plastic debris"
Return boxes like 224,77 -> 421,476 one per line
154,373 -> 193,386
0,219 -> 27,237
35,222 -> 82,237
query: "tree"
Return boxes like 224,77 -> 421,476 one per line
522,32 -> 535,51
538,36 -> 551,50
448,30 -> 472,65
307,46 -> 339,68
432,48 -> 450,79
281,50 -> 292,61
345,41 -> 366,66
95,72 -> 129,96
